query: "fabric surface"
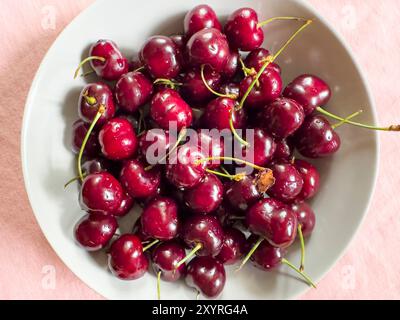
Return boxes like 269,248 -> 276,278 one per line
0,0 -> 399,299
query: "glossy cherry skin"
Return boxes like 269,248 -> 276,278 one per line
186,256 -> 226,298
141,197 -> 179,241
140,36 -> 181,79
78,82 -> 115,126
293,159 -> 320,202
120,159 -> 161,199
184,173 -> 223,214
113,192 -> 134,217
71,120 -> 100,157
181,214 -> 224,256
151,240 -> 187,281
223,49 -> 240,80
115,71 -> 153,114
259,97 -> 305,140
80,172 -> 123,214
243,128 -> 276,167
248,235 -> 286,270
150,88 -> 193,131
201,97 -> 246,130
291,202 -> 316,237
294,115 -> 341,158
246,198 -> 298,248
225,175 -> 262,213
108,234 -> 148,280
240,69 -> 282,109
74,213 -> 117,251
220,82 -> 240,98
89,40 -> 129,81
283,74 -> 332,115
181,66 -> 222,104
81,157 -> 114,175
184,4 -> 222,37
267,162 -> 304,202
273,139 -> 294,161
244,48 -> 281,74
186,28 -> 230,72
216,227 -> 246,265
99,118 -> 137,160
224,8 -> 263,51
165,144 -> 206,190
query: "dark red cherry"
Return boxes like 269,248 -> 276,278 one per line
294,115 -> 341,158
74,213 -> 117,251
186,28 -> 230,72
216,227 -> 246,265
151,240 -> 187,281
78,82 -> 115,126
201,97 -> 246,130
150,88 -> 193,131
170,34 -> 187,68
248,235 -> 286,270
239,69 -> 282,109
224,8 -> 263,51
222,49 -> 240,80
120,159 -> 161,199
108,234 -> 148,280
283,74 -> 331,115
80,172 -> 123,214
113,191 -> 134,217
220,82 -> 240,98
189,129 -> 224,169
141,197 -> 179,241
184,173 -> 223,214
181,66 -> 222,104
273,139 -> 294,161
88,40 -> 128,81
115,71 -> 153,114
246,198 -> 298,248
181,214 -> 224,256
267,162 -> 304,202
291,202 -> 316,237
165,144 -> 206,190
293,159 -> 320,201
259,97 -> 305,139
132,219 -> 152,242
71,120 -> 100,157
140,36 -> 182,79
138,129 -> 171,160
99,118 -> 137,160
225,175 -> 262,213
243,128 -> 276,166
186,256 -> 226,298
244,48 -> 281,74
184,4 -> 222,37
81,157 -> 114,175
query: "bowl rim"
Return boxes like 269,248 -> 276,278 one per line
20,0 -> 379,300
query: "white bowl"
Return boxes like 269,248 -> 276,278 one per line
21,0 -> 378,300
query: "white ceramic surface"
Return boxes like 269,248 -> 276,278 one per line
21,0 -> 378,300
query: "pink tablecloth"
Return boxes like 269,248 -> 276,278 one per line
0,0 -> 399,299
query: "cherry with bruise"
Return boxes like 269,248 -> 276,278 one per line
291,202 -> 316,237
74,213 -> 117,251
293,159 -> 320,201
184,4 -> 222,37
216,227 -> 246,265
108,234 -> 149,280
71,120 -> 100,157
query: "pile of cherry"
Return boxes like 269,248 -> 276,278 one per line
69,5 -> 397,299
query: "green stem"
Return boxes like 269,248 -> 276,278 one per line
205,168 -> 246,181
74,56 -> 105,79
153,78 -> 183,90
257,16 -> 309,28
229,116 -> 250,146
282,258 -> 316,288
200,64 -> 237,99
331,110 -> 363,129
64,174 -> 87,189
143,239 -> 160,252
157,271 -> 161,300
298,225 -> 305,272
176,243 -> 202,268
197,156 -> 266,171
236,237 -> 263,272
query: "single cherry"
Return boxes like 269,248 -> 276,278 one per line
71,120 -> 100,157
216,227 -> 246,265
113,191 -> 134,217
294,115 -> 341,158
184,173 -> 223,214
108,234 -> 148,280
98,118 -> 137,160
273,139 -> 294,161
248,235 -> 286,270
293,159 -> 320,201
80,172 -> 123,214
141,197 -> 179,241
225,175 -> 262,213
150,88 -> 193,131
291,202 -> 316,237
184,4 -> 222,37
283,74 -> 331,115
115,71 -> 153,113
241,128 -> 276,167
74,213 -> 117,251
186,256 -> 226,298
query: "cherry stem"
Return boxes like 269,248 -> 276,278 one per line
175,243 -> 202,268
144,127 -> 187,171
82,91 -> 97,105
200,64 -> 237,99
81,70 -> 95,77
74,56 -> 106,79
282,258 -> 316,288
229,116 -> 249,146
257,16 -> 309,28
239,19 -> 313,110
236,237 -> 263,272
298,225 -> 305,272
64,174 -> 87,189
196,156 -> 266,171
239,58 -> 256,78
331,110 -> 363,129
205,168 -> 246,181
220,165 -> 230,176
137,109 -> 146,135
196,290 -> 201,300
153,78 -> 183,90
143,239 -> 160,252
77,106 -> 105,181
157,271 -> 161,300
133,66 -> 145,73
317,107 -> 400,131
